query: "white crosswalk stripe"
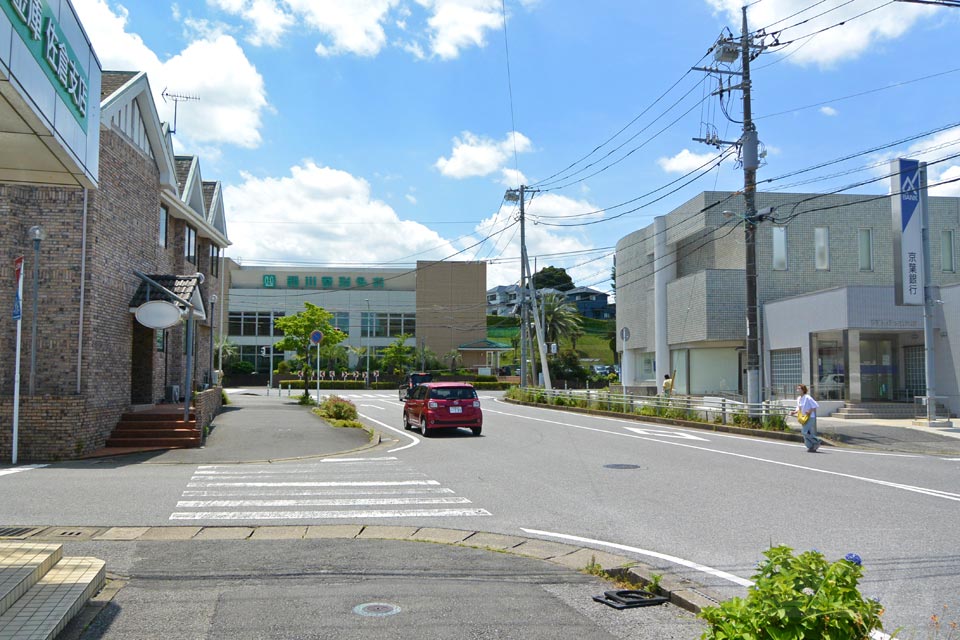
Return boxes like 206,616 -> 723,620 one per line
170,456 -> 490,521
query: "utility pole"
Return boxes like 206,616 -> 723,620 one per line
694,9 -> 764,412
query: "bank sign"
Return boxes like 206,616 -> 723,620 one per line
891,158 -> 925,306
2,0 -> 90,129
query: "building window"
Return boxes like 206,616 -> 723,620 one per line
159,205 -> 168,248
772,226 -> 787,271
185,224 -> 197,264
814,227 -> 829,270
210,245 -> 221,277
942,230 -> 956,273
858,228 -> 873,271
227,311 -> 284,336
770,349 -> 802,397
332,312 -> 350,334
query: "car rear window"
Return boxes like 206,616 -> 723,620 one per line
430,386 -> 478,400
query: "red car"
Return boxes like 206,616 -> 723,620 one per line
403,382 -> 482,437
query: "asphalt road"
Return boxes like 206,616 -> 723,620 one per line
3,388 -> 958,636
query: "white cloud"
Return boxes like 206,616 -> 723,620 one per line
657,148 -> 726,174
820,106 -> 839,117
208,0 -> 295,47
705,0 -> 936,67
500,168 -> 528,188
224,161 -> 460,264
416,0 -> 503,60
74,0 -> 270,151
405,193 -> 418,204
904,129 -> 960,197
436,131 -> 532,179
207,0 -> 515,59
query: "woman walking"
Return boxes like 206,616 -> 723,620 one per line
791,384 -> 821,452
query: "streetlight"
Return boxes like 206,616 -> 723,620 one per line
28,225 -> 45,396
365,299 -> 371,389
209,294 -> 217,386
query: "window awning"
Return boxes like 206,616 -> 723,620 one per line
128,273 -> 206,321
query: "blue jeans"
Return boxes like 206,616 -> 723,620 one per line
802,414 -> 820,451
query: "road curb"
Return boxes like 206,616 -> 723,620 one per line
0,524 -> 727,615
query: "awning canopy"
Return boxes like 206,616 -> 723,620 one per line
457,339 -> 511,352
128,273 -> 206,321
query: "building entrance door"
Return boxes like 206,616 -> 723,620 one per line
859,336 -> 896,401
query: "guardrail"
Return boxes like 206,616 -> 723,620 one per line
513,388 -> 792,426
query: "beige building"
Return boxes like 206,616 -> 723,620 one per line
226,260 -> 491,374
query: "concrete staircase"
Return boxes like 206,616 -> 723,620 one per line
105,408 -> 200,448
832,402 -> 951,419
0,542 -> 105,639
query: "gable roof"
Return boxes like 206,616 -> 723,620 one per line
128,273 -> 206,320
458,339 -> 511,351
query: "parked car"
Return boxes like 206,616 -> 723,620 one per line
818,373 -> 845,399
403,382 -> 482,437
399,372 -> 433,400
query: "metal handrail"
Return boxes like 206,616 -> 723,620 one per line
512,387 -> 792,426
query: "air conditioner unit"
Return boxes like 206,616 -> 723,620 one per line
165,385 -> 181,403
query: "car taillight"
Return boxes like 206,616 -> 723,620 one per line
472,401 -> 480,408
428,401 -> 438,408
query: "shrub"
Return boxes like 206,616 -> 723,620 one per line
228,360 -> 255,375
475,375 -> 498,382
763,413 -> 788,431
320,395 -> 358,421
297,390 -> 315,406
553,396 -> 568,407
276,360 -> 291,375
699,545 -> 884,640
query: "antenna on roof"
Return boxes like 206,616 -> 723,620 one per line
161,88 -> 200,135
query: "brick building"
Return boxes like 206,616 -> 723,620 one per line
615,190 -> 960,415
1,67 -> 229,461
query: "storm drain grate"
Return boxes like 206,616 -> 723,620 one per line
0,527 -> 43,539
43,527 -> 103,540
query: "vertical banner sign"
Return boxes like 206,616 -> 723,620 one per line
891,158 -> 925,306
13,256 -> 24,319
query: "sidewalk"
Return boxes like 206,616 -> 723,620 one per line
810,415 -> 960,456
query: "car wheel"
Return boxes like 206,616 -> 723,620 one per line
471,427 -> 482,437
420,417 -> 430,437
402,411 -> 410,430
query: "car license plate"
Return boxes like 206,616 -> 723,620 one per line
449,406 -> 462,414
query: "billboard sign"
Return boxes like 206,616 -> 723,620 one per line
891,158 -> 925,306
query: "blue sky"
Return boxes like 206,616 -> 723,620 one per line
73,0 -> 960,293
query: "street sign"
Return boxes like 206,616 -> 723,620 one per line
12,256 -> 23,320
310,330 -> 324,345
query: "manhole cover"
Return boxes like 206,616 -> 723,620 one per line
0,527 -> 43,539
353,603 -> 401,617
604,464 -> 643,470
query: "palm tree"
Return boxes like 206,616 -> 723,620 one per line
539,293 -> 582,345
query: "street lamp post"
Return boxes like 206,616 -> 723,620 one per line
28,225 -> 45,396
365,299 -> 371,389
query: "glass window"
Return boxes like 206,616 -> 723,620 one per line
814,227 -> 829,270
770,349 -> 802,397
184,225 -> 197,264
404,314 -> 416,335
772,226 -> 787,271
210,245 -> 220,277
159,206 -> 168,248
858,229 -> 873,271
242,313 -> 257,336
389,314 -> 403,337
942,230 -> 956,273
376,314 -> 388,337
257,313 -> 272,337
333,312 -> 350,334
228,313 -> 242,336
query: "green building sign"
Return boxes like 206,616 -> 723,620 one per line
2,0 -> 90,130
261,274 -> 386,290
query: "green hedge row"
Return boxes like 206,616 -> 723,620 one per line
276,380 -> 513,391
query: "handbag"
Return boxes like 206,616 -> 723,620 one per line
797,412 -> 810,425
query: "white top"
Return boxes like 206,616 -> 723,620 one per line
797,394 -> 819,415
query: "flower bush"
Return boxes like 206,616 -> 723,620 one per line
320,395 -> 358,421
699,545 -> 884,639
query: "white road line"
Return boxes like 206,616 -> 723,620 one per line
182,487 -> 456,497
0,464 -> 48,477
360,405 -> 384,410
187,480 -> 441,488
521,528 -> 755,587
359,413 -> 420,453
488,408 -> 960,502
177,497 -> 471,508
170,508 -> 491,520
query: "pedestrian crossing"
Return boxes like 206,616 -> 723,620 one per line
169,457 -> 491,521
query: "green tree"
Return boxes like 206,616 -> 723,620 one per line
532,265 -> 574,292
214,336 -> 238,369
380,334 -> 414,375
539,293 -> 582,344
272,303 -> 347,374
442,349 -> 462,373
610,265 -> 616,293
547,349 -> 588,382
